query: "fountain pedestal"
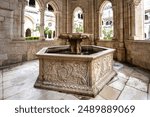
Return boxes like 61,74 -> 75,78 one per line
59,33 -> 90,54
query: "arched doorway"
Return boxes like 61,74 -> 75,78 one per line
26,28 -> 31,37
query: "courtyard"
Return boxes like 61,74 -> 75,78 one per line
0,60 -> 150,100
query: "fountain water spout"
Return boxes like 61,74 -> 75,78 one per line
59,33 -> 90,54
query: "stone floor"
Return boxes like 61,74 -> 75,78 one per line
0,60 -> 150,100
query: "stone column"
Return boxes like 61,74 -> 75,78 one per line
55,11 -> 60,38
112,4 -> 117,40
51,30 -> 54,39
39,8 -> 45,40
116,1 -> 126,62
99,12 -> 103,39
12,0 -> 27,41
21,0 -> 27,38
129,0 -> 144,40
83,12 -> 87,33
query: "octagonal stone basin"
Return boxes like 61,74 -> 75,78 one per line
34,45 -> 116,97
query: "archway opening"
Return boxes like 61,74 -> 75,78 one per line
99,1 -> 113,40
144,0 -> 150,40
24,0 -> 40,39
73,7 -> 84,33
44,4 -> 56,39
26,28 -> 31,37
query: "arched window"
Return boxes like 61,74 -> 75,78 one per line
45,4 -> 56,39
73,7 -> 84,33
26,28 -> 31,37
99,1 -> 113,40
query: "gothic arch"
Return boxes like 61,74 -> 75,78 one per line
99,0 -> 114,39
45,0 -> 60,12
72,7 -> 84,33
25,28 -> 31,37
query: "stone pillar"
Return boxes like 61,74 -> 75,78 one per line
55,11 -> 60,38
39,8 -> 45,40
116,1 -> 126,62
112,4 -> 117,40
51,30 -> 54,39
21,0 -> 27,38
129,0 -> 144,40
12,0 -> 27,41
99,12 -> 103,39
83,12 -> 87,33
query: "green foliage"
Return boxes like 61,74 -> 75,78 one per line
44,27 -> 52,38
25,36 -> 39,40
75,24 -> 83,33
102,28 -> 113,40
73,23 -> 83,33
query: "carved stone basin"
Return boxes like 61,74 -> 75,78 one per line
34,45 -> 116,97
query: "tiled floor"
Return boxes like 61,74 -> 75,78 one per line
0,60 -> 150,100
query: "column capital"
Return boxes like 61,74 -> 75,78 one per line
128,0 -> 141,6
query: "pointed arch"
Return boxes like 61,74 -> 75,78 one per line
45,0 -> 60,12
99,0 -> 114,40
72,7 -> 84,33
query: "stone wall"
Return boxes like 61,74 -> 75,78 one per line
125,41 -> 150,70
0,0 -> 62,67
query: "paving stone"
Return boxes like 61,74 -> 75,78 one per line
108,75 -> 127,91
90,95 -> 106,100
4,79 -> 35,99
108,81 -> 125,91
3,72 -> 37,89
34,90 -> 67,100
113,62 -> 124,71
3,60 -> 39,82
127,77 -> 148,92
6,88 -> 47,100
133,67 -> 150,79
148,94 -> 150,100
118,86 -> 147,100
62,94 -> 79,100
99,85 -> 121,100
0,70 -> 2,84
118,66 -> 134,79
130,71 -> 150,83
0,85 -> 2,100
149,84 -> 150,93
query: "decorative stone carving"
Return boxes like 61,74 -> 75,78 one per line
43,60 -> 88,86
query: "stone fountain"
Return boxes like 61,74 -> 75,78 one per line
34,33 -> 116,97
